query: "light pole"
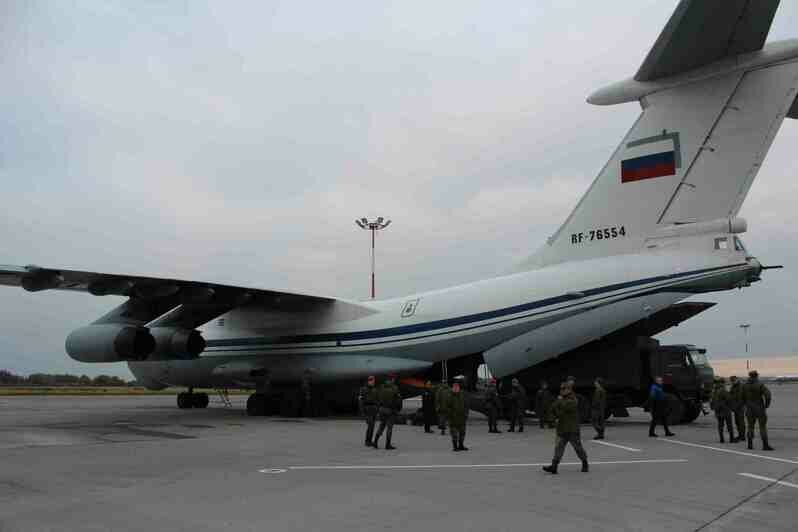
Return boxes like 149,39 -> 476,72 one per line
355,217 -> 391,299
739,323 -> 751,370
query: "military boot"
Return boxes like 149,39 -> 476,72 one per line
581,460 -> 589,473
385,440 -> 396,450
762,438 -> 774,451
458,436 -> 468,451
452,438 -> 460,452
719,431 -> 725,444
542,463 -> 558,475
747,437 -> 753,450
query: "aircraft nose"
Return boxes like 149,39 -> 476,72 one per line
746,257 -> 763,283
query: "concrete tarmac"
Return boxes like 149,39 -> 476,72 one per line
2,386 -> 798,532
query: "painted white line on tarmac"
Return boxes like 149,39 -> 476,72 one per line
590,440 -> 641,452
277,459 -> 687,471
739,473 -> 798,489
660,439 -> 798,464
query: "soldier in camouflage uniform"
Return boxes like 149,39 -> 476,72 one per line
728,375 -> 746,443
591,378 -> 607,440
508,378 -> 527,432
447,380 -> 469,451
422,380 -> 435,433
710,377 -> 734,443
485,378 -> 502,433
543,383 -> 589,474
435,381 -> 452,435
360,375 -> 378,447
742,370 -> 774,451
373,374 -> 402,450
535,380 -> 554,429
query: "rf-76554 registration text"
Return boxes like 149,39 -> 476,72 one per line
571,226 -> 626,245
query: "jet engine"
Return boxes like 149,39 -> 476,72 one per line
148,327 -> 206,360
66,324 -> 156,363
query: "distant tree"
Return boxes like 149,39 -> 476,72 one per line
79,375 -> 92,386
0,369 -> 25,385
28,373 -> 53,386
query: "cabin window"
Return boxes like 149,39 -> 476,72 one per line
217,318 -> 225,327
714,237 -> 728,250
734,237 -> 746,252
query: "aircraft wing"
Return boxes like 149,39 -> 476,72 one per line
635,0 -> 781,81
0,264 -> 373,328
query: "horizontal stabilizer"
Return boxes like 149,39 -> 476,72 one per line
636,0 -> 781,81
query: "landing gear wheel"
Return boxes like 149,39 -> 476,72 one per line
177,392 -> 191,409
195,392 -> 209,409
247,393 -> 273,416
665,393 -> 685,426
280,391 -> 302,417
681,402 -> 700,424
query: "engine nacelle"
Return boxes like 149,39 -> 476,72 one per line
149,327 -> 206,360
66,325 -> 156,363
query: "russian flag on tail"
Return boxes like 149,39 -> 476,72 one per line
621,151 -> 676,183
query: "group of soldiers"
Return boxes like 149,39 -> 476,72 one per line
709,370 -> 774,450
358,373 -> 600,474
357,369 -> 777,474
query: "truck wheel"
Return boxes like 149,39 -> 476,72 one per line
576,394 -> 591,424
665,394 -> 684,426
681,402 -> 701,424
280,391 -> 302,417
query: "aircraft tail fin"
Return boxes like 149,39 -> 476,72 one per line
522,2 -> 798,270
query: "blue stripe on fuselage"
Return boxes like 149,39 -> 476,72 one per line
205,264 -> 744,349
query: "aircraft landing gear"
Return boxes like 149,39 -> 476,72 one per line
246,393 -> 278,416
177,391 -> 210,409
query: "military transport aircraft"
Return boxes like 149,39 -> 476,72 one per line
2,0 -> 796,416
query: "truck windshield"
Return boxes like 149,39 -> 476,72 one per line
690,350 -> 709,366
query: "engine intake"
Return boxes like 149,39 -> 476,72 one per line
66,325 -> 155,363
149,327 -> 206,360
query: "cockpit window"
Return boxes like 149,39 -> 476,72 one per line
690,351 -> 709,366
734,237 -> 746,252
714,237 -> 728,250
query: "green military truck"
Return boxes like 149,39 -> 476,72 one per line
514,336 -> 714,425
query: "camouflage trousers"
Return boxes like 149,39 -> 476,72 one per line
732,407 -> 746,439
509,406 -> 524,431
591,410 -> 605,436
552,432 -> 588,464
715,412 -> 733,441
450,423 -> 466,446
374,408 -> 395,445
746,411 -> 768,443
363,406 -> 377,444
487,407 -> 500,432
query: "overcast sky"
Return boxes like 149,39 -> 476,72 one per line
2,1 -> 798,378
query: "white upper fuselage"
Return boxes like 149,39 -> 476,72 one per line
146,233 -> 753,387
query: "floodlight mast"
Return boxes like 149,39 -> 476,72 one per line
739,323 -> 751,355
355,217 -> 391,299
